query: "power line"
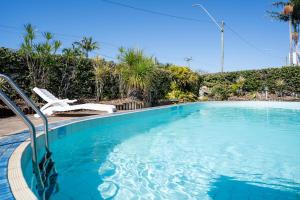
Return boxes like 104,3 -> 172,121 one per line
99,0 -> 212,24
99,0 -> 285,62
225,24 -> 285,60
0,24 -> 187,64
91,50 -> 117,60
0,25 -> 119,60
0,0 -> 286,66
0,24 -> 120,48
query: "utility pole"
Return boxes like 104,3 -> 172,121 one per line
221,21 -> 225,73
193,4 -> 225,73
289,15 -> 293,65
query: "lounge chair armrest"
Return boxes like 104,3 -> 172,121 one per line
40,99 -> 77,111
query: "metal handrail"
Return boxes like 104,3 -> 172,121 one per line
0,90 -> 44,190
0,73 -> 53,194
0,74 -> 50,151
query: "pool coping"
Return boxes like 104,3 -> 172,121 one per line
3,101 -> 300,199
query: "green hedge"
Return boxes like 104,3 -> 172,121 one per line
0,48 -> 30,97
2,46 -> 300,104
0,47 -> 95,99
0,47 -> 198,103
202,67 -> 300,94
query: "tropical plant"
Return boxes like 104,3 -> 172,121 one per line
117,48 -> 156,100
19,23 -> 37,87
62,44 -> 84,58
19,24 -> 62,88
36,32 -> 61,55
74,37 -> 99,58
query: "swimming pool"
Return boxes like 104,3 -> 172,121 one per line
21,102 -> 300,199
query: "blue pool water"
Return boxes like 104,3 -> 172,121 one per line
24,102 -> 300,199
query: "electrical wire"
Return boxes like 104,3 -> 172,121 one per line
99,0 -> 285,61
99,0 -> 212,24
0,24 -> 120,48
0,0 -> 287,66
225,24 -> 285,60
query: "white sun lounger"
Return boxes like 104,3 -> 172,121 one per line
33,87 -> 116,117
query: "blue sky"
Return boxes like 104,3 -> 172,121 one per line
0,0 -> 289,72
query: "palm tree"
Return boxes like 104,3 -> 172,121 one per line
62,43 -> 85,58
74,37 -> 99,58
62,48 -> 74,58
53,40 -> 62,54
19,23 -> 38,87
20,23 -> 36,54
269,1 -> 300,64
117,48 -> 156,100
269,1 -> 300,23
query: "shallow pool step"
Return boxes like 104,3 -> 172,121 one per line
39,152 -> 52,171
37,152 -> 59,200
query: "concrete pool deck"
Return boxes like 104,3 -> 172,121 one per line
0,111 -> 106,138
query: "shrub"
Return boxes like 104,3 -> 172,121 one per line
210,84 -> 231,100
166,82 -> 197,102
164,65 -> 201,96
149,68 -> 172,104
202,66 -> 300,98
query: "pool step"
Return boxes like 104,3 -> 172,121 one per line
38,152 -> 59,200
39,152 -> 52,171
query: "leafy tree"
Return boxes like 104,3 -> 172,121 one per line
74,37 -> 99,58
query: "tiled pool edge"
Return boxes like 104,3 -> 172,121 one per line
0,131 -> 28,200
8,139 -> 36,200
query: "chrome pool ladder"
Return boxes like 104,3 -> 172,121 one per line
0,74 -> 58,200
